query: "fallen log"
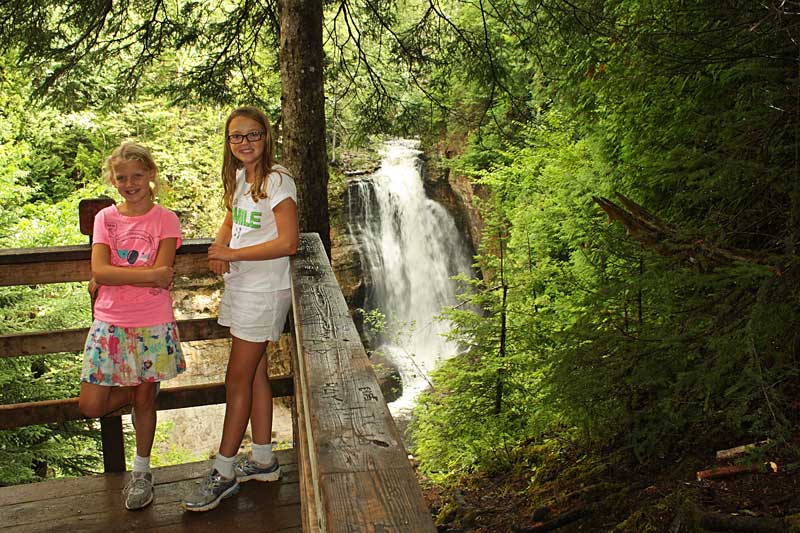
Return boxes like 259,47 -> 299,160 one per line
696,462 -> 778,481
716,439 -> 771,461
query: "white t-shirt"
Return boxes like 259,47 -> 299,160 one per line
223,165 -> 297,292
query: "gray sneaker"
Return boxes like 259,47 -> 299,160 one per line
123,471 -> 154,510
181,469 -> 240,512
234,456 -> 281,483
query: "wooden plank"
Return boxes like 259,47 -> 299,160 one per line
174,251 -> 213,277
4,471 -> 301,530
0,244 -> 90,265
0,240 -> 213,265
0,378 -> 293,430
78,198 -> 116,236
0,451 -> 301,532
291,316 -> 322,533
0,254 -> 210,286
290,233 -> 435,532
323,469 -> 438,532
174,317 -> 232,343
0,328 -> 89,358
0,317 -> 231,358
0,259 -> 92,286
0,239 -> 213,286
0,450 -> 297,507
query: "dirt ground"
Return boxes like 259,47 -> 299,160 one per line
419,436 -> 800,532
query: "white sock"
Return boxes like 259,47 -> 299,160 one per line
251,443 -> 274,465
213,453 -> 236,479
132,454 -> 151,473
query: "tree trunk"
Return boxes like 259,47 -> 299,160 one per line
494,231 -> 507,415
279,0 -> 331,256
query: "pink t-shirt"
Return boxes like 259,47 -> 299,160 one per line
92,204 -> 182,327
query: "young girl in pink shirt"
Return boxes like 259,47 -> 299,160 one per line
78,142 -> 186,511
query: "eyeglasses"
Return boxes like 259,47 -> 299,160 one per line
227,131 -> 266,144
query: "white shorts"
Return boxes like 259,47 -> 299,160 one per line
218,288 -> 292,343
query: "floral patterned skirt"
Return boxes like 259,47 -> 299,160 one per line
81,320 -> 186,386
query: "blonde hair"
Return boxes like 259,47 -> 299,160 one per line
103,142 -> 160,199
222,106 -> 276,210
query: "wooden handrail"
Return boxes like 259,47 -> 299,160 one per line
0,378 -> 293,430
0,238 -> 213,286
290,233 -> 436,532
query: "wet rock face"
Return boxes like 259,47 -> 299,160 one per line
422,156 -> 486,256
331,230 -> 367,309
331,225 -> 368,337
368,350 -> 403,404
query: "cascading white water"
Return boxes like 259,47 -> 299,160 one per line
347,139 -> 473,415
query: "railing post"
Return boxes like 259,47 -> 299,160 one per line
79,198 -> 125,473
100,417 -> 126,473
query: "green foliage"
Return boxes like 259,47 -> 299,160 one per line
357,307 -> 421,352
0,283 -> 99,484
410,0 -> 800,482
101,100 -> 227,237
125,420 -> 203,468
3,0 -> 800,507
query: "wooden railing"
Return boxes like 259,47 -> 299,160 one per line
0,239 -> 293,473
1,230 -> 435,531
290,234 -> 436,532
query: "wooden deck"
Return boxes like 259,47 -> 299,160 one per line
0,231 -> 436,532
0,449 -> 300,532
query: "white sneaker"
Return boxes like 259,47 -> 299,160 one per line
123,471 -> 154,510
234,456 -> 281,482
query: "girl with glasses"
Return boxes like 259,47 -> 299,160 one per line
79,142 -> 185,511
182,106 -> 298,512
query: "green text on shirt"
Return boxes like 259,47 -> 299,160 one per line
232,207 -> 262,229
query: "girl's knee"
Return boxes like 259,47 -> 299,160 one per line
79,383 -> 109,418
133,383 -> 158,411
79,396 -> 106,418
225,359 -> 255,387
133,395 -> 156,413
225,370 -> 247,390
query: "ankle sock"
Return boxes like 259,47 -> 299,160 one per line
213,453 -> 236,479
251,443 -> 274,465
133,454 -> 151,473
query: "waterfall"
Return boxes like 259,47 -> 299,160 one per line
346,139 -> 473,415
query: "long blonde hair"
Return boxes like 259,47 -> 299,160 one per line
222,106 -> 276,210
103,142 -> 160,199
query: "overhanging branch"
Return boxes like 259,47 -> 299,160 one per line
594,193 -> 780,273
